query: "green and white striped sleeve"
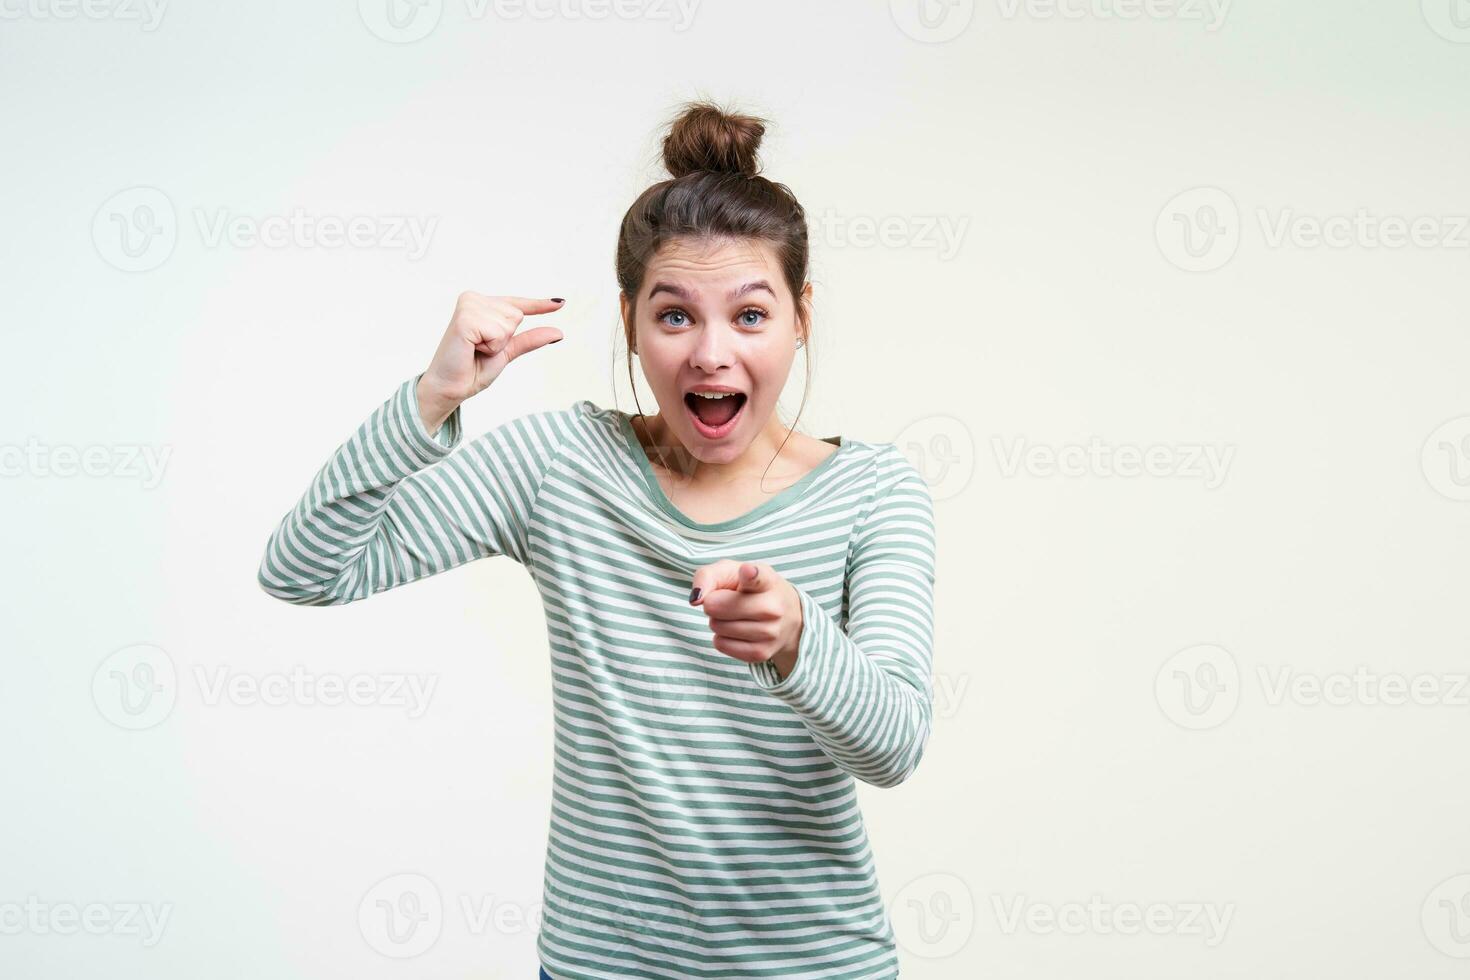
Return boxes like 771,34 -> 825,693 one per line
257,371 -> 569,606
749,450 -> 938,788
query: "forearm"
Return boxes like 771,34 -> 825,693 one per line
258,372 -> 464,605
750,586 -> 934,788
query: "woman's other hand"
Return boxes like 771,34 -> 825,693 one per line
416,292 -> 565,434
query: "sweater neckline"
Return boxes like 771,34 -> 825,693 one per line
615,411 -> 847,532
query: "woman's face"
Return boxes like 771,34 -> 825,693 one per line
622,236 -> 809,467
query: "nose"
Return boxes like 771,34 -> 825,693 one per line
688,321 -> 736,373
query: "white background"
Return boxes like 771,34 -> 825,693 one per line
3,0 -> 1470,977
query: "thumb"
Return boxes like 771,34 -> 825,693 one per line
501,325 -> 565,362
735,562 -> 769,593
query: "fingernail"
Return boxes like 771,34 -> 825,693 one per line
550,337 -> 563,344
550,297 -> 564,303
689,587 -> 701,603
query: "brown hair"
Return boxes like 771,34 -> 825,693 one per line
616,99 -> 814,487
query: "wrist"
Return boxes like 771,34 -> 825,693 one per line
769,644 -> 798,681
415,376 -> 459,438
769,584 -> 804,680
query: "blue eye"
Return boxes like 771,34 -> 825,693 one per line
655,306 -> 769,329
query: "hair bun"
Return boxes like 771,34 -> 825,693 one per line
661,101 -> 766,179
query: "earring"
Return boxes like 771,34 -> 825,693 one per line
795,337 -> 805,349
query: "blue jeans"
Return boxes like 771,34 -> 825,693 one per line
539,968 -> 552,979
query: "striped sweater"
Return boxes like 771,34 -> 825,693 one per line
257,372 -> 938,979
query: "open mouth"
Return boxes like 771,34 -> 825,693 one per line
684,391 -> 748,439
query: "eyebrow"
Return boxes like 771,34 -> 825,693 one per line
646,280 -> 777,303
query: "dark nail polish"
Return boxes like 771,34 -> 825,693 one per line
689,587 -> 701,603
550,297 -> 564,303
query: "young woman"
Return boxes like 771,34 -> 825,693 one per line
258,101 -> 937,980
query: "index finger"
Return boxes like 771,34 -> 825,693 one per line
491,296 -> 566,317
689,559 -> 743,605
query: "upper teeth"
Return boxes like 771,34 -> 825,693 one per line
693,391 -> 737,399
